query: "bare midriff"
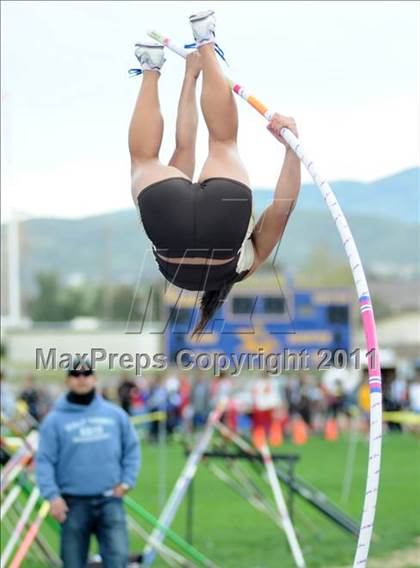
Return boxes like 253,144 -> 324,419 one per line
156,252 -> 235,265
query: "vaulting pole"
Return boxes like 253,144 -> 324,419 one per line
147,30 -> 382,567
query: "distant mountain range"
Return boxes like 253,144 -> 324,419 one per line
1,168 -> 419,297
253,167 -> 419,224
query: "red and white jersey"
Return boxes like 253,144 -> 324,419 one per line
252,377 -> 282,411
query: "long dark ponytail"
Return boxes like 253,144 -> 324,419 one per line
190,270 -> 249,340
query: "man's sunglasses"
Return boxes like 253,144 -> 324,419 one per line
68,370 -> 93,378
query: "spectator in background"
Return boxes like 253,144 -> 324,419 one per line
296,372 -> 313,428
117,372 -> 136,415
165,371 -> 182,436
0,371 -> 15,420
36,357 -> 140,568
178,373 -> 191,408
178,372 -> 192,432
0,371 -> 16,466
19,374 -> 42,422
382,368 -> 403,431
128,383 -> 145,416
390,371 -> 408,409
284,375 -> 300,415
408,364 -> 420,413
327,379 -> 347,420
191,371 -> 211,430
251,370 -> 283,438
285,373 -> 312,428
147,375 -> 167,442
211,370 -> 233,406
136,377 -> 150,414
307,376 -> 327,433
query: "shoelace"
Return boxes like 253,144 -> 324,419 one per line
128,58 -> 166,77
184,41 -> 228,65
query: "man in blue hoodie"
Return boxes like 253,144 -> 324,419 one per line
36,357 -> 140,568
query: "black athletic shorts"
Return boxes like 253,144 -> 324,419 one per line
137,177 -> 253,291
138,177 -> 252,259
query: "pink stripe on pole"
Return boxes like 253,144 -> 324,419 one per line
360,308 -> 381,393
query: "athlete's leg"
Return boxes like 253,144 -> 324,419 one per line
129,70 -> 189,200
197,44 -> 250,185
168,53 -> 200,179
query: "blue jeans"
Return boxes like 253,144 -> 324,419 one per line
61,495 -> 129,568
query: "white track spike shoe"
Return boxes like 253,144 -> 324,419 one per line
133,41 -> 166,73
189,9 -> 216,47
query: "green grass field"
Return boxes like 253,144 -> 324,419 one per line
2,433 -> 420,567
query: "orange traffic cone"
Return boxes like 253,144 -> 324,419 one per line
324,417 -> 339,441
252,425 -> 266,451
269,417 -> 283,447
292,417 -> 308,445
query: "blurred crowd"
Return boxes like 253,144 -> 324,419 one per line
1,371 -> 53,422
2,361 -> 420,438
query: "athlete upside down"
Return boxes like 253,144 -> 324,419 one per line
129,10 -> 301,336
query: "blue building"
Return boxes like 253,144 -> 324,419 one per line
163,279 -> 352,371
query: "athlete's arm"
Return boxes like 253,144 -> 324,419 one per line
168,52 -> 201,179
245,114 -> 301,277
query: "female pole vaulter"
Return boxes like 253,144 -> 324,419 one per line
129,9 -> 301,336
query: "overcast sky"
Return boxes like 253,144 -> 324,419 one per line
1,1 -> 419,220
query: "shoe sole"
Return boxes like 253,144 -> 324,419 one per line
135,42 -> 163,49
189,9 -> 215,23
